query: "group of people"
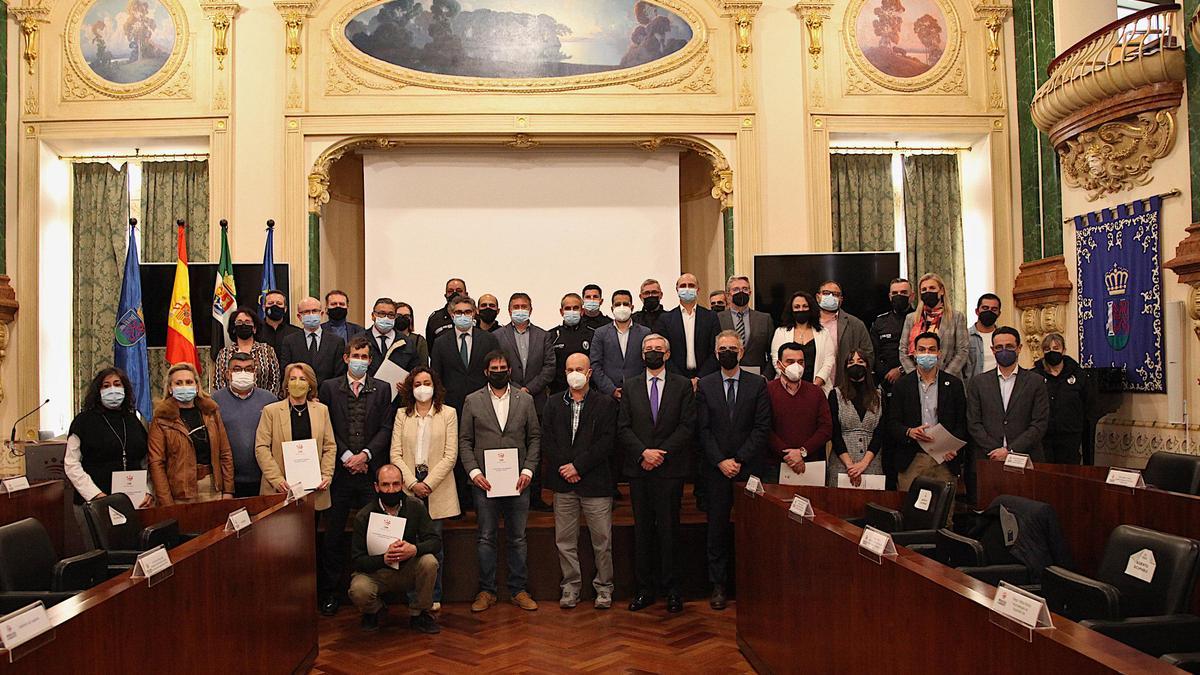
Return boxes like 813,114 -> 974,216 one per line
63,272 -> 1097,634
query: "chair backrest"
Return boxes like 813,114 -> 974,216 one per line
0,518 -> 58,591
900,476 -> 954,531
1097,524 -> 1200,617
935,529 -> 985,568
1142,452 -> 1200,495
83,493 -> 142,552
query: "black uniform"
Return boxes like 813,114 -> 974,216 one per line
583,313 -> 613,331
547,322 -> 596,394
261,321 -> 301,357
424,306 -> 454,347
632,308 -> 664,331
870,307 -> 913,389
1033,355 -> 1095,465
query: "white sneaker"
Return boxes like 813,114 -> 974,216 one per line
560,593 -> 579,609
431,602 -> 441,613
594,593 -> 612,610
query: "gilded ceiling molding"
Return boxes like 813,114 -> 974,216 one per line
1060,110 -> 1176,201
9,4 -> 48,76
201,2 -> 242,71
973,0 -> 1012,72
794,2 -> 834,70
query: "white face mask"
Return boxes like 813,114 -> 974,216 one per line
566,371 -> 588,390
782,362 -> 804,382
230,371 -> 255,392
412,385 -> 434,403
612,306 -> 633,322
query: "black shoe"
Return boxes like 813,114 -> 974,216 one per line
530,499 -> 553,512
410,611 -> 441,634
319,595 -> 340,617
667,594 -> 684,613
709,585 -> 727,611
628,593 -> 655,611
360,609 -> 384,632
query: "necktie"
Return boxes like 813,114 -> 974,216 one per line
460,334 -> 469,367
352,381 -> 361,398
377,335 -> 388,357
735,312 -> 746,342
308,333 -> 318,360
650,377 -> 660,424
726,378 -> 737,417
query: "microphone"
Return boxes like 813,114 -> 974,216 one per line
10,399 -> 50,445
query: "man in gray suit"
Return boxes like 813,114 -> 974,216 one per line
494,292 -> 556,411
459,350 -> 542,613
966,326 -> 1051,463
817,280 -> 875,387
717,275 -> 775,378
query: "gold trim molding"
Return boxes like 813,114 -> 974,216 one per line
841,0 -> 964,93
10,4 -> 49,76
1061,110 -> 1176,202
62,0 -> 190,100
275,1 -> 314,69
795,2 -> 833,70
973,0 -> 1012,71
201,2 -> 242,71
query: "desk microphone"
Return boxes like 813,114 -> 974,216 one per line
10,398 -> 50,444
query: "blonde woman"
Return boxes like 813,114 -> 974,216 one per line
148,362 -> 235,505
899,273 -> 970,380
255,362 -> 337,509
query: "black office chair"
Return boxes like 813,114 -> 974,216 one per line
0,518 -> 107,613
863,476 -> 954,554
935,528 -> 1035,587
1142,452 -> 1200,495
1162,653 -> 1200,673
1043,524 -> 1200,657
83,493 -> 183,572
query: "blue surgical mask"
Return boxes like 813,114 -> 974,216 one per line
583,300 -> 601,313
914,354 -> 939,371
511,309 -> 531,325
348,359 -> 370,377
995,348 -> 1018,368
818,294 -> 840,312
678,288 -> 697,303
301,313 -> 321,329
100,387 -> 126,410
563,310 -> 581,327
452,314 -> 474,330
172,386 -> 197,403
374,317 -> 394,333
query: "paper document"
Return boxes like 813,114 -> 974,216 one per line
484,448 -> 520,498
283,439 -> 322,493
367,511 -> 408,570
779,460 -> 826,487
374,360 -> 410,400
837,473 -> 886,490
112,470 -> 149,508
917,424 -> 966,464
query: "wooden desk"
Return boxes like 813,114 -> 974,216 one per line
781,483 -> 905,517
0,497 -> 318,673
735,484 -> 1178,674
0,480 -> 65,556
141,493 -> 286,534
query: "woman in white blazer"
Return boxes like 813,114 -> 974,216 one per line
770,291 -> 836,392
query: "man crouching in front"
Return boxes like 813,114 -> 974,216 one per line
349,463 -> 442,634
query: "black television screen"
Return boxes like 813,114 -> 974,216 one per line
140,263 -> 290,348
753,252 -> 902,327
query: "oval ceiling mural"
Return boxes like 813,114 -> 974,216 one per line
80,0 -> 177,84
343,0 -> 696,79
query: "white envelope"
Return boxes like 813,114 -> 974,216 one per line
366,511 -> 408,570
111,470 -> 148,508
283,439 -> 322,492
837,473 -> 886,490
484,448 -> 520,498
779,460 -> 826,487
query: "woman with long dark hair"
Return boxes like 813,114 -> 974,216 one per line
65,367 -> 151,506
213,305 -> 281,393
827,350 -> 885,487
770,291 -> 835,391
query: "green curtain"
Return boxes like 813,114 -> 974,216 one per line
830,153 -> 894,252
903,154 -> 966,311
142,160 -> 210,262
73,163 -> 130,406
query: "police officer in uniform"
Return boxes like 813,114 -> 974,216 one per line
870,278 -> 913,489
424,278 -> 467,346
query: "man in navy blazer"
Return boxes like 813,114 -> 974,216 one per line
696,330 -> 772,610
590,290 -> 652,400
653,273 -> 721,385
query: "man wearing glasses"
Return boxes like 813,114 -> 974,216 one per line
966,326 -> 1050,464
211,352 -> 279,497
816,280 -> 874,387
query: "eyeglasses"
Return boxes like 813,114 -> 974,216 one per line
819,290 -> 843,298
229,366 -> 257,373
374,311 -> 398,319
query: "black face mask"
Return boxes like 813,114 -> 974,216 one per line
847,364 -> 868,382
642,296 -> 661,312
1043,350 -> 1064,367
327,307 -> 348,323
891,294 -> 911,314
487,370 -> 511,389
793,311 -> 810,325
479,308 -> 499,325
643,351 -> 666,370
732,291 -> 751,308
978,310 -> 999,327
711,303 -> 726,313
445,292 -> 460,304
265,305 -> 286,321
395,314 -> 411,333
717,350 -> 740,370
233,324 -> 255,340
377,490 -> 403,507
920,291 -> 941,308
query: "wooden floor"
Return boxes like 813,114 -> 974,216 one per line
313,601 -> 753,674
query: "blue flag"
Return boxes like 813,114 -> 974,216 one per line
113,223 -> 152,421
259,221 -> 277,319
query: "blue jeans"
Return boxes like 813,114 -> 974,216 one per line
473,486 -> 530,596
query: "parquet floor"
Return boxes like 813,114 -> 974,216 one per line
313,600 -> 754,674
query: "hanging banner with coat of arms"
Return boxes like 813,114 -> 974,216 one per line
1074,195 -> 1164,393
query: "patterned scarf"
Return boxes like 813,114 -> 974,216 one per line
907,305 -> 945,354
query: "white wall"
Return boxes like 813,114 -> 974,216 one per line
961,138 -> 997,308
363,149 -> 682,327
38,145 -> 73,435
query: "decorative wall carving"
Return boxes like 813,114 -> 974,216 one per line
973,0 -> 1011,71
10,4 -> 48,76
1095,419 -> 1200,468
1012,255 -> 1073,359
795,2 -> 833,70
1163,218 -> 1200,342
61,0 -> 191,101
1060,110 -> 1176,202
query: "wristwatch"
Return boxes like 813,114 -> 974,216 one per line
799,448 -> 808,458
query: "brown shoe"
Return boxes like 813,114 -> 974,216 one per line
471,591 -> 497,613
511,591 -> 539,611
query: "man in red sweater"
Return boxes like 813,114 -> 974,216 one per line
765,342 -> 832,483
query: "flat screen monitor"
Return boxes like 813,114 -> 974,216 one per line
140,263 -> 290,348
753,252 -> 902,327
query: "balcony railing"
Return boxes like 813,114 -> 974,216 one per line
1031,4 -> 1185,146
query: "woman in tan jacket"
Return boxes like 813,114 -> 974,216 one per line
148,363 -> 235,505
254,362 -> 337,510
391,366 -> 459,606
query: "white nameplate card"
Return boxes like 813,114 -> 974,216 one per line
484,448 -> 520,498
107,506 -> 127,526
991,581 -> 1053,630
1106,468 -> 1146,489
779,460 -> 826,487
111,470 -> 149,508
1125,548 -> 1157,583
744,475 -> 764,495
0,602 -> 52,652
789,495 -> 814,519
837,473 -> 886,490
1003,453 -> 1032,470
913,489 -> 933,512
282,439 -> 322,495
366,512 -> 408,570
0,476 -> 29,495
131,545 -> 173,579
859,526 -> 897,557
224,507 -> 252,535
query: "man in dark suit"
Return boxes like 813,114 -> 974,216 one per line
542,352 -> 618,609
619,332 -> 696,614
697,330 -> 771,610
885,332 -> 968,492
278,296 -> 347,391
494,292 -> 555,412
967,326 -> 1051,463
322,289 -> 365,344
360,298 -> 424,378
316,335 -> 396,616
717,275 -> 775,379
260,289 -> 301,356
653,273 -> 721,386
591,290 -> 652,400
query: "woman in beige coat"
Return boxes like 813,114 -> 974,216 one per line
255,363 -> 337,510
391,366 -> 459,607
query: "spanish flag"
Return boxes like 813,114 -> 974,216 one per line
166,220 -> 200,373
